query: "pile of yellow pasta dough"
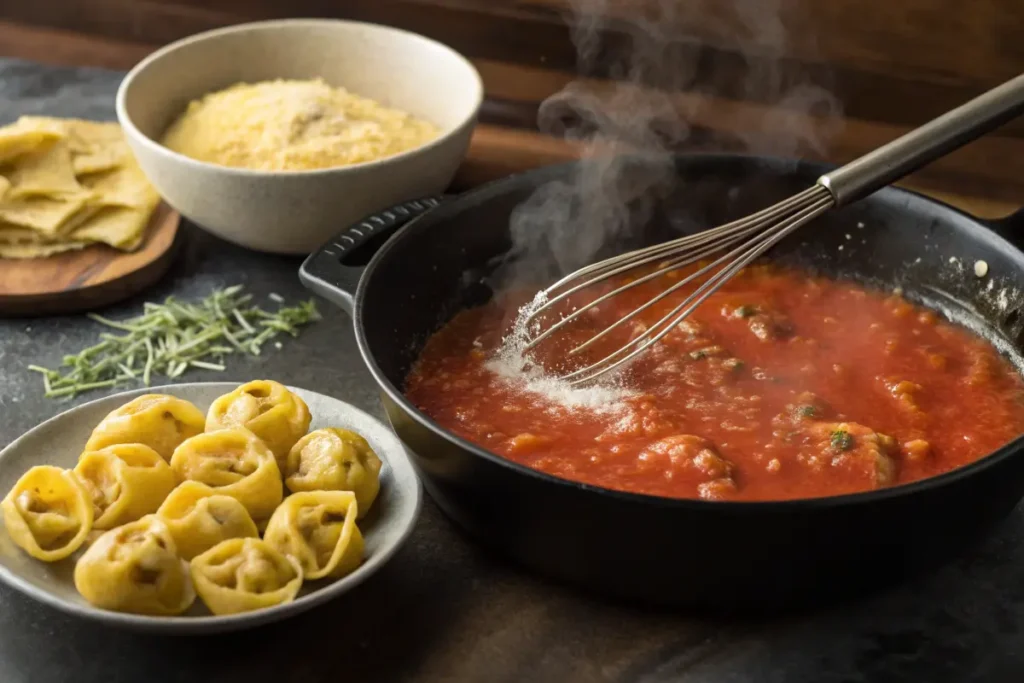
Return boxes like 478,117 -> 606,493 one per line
0,116 -> 160,259
0,380 -> 382,617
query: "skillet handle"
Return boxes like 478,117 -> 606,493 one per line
299,196 -> 448,315
818,73 -> 1024,205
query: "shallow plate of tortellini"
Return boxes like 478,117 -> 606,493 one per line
0,381 -> 421,633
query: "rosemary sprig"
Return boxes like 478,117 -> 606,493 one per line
30,286 -> 321,399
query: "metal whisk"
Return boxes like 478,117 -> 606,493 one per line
523,73 -> 1024,386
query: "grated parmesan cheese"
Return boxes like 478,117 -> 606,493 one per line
162,78 -> 440,171
484,291 -> 635,413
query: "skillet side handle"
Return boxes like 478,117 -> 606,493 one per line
299,196 -> 448,316
985,207 -> 1024,248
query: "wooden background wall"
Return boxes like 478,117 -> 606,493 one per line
2,0 -> 1023,208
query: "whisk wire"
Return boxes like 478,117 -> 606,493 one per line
564,232 -> 758,355
525,226 -> 757,351
524,186 -> 827,327
555,186 -> 835,386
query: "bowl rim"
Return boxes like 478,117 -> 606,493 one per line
0,381 -> 423,634
115,17 -> 485,178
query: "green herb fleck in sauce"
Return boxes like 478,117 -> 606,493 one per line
734,305 -> 758,319
797,404 -> 818,418
830,429 -> 854,452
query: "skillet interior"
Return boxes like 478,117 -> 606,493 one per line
337,153 -> 1024,608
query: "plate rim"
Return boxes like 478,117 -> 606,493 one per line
0,381 -> 422,634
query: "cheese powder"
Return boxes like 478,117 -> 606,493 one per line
161,79 -> 441,171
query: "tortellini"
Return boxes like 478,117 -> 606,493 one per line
74,515 -> 195,616
84,394 -> 205,461
156,481 -> 258,560
264,491 -> 364,580
170,428 -> 283,524
2,384 -> 388,619
284,428 -> 382,518
1,466 -> 93,561
74,444 -> 177,530
205,380 -> 311,468
190,537 -> 302,615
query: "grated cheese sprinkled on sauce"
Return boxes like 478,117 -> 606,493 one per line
486,291 -> 634,413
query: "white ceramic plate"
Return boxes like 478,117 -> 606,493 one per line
0,382 -> 422,634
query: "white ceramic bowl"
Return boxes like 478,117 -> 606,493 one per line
116,19 -> 483,255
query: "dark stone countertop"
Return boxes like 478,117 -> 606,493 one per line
1,57 -> 1024,683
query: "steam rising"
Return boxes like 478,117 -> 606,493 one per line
497,0 -> 844,291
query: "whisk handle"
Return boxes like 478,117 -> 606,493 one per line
819,72 -> 1024,205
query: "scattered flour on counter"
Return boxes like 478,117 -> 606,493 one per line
0,347 -> 26,406
485,291 -> 635,413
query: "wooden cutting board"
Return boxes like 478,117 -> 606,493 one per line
0,202 -> 181,316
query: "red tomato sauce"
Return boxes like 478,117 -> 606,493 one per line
404,265 -> 1024,501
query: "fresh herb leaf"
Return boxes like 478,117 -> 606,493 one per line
830,429 -> 854,451
31,286 -> 319,399
734,305 -> 758,319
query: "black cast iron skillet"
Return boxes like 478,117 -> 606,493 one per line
300,154 -> 1024,611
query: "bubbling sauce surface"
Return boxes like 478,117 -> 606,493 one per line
405,265 -> 1024,501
